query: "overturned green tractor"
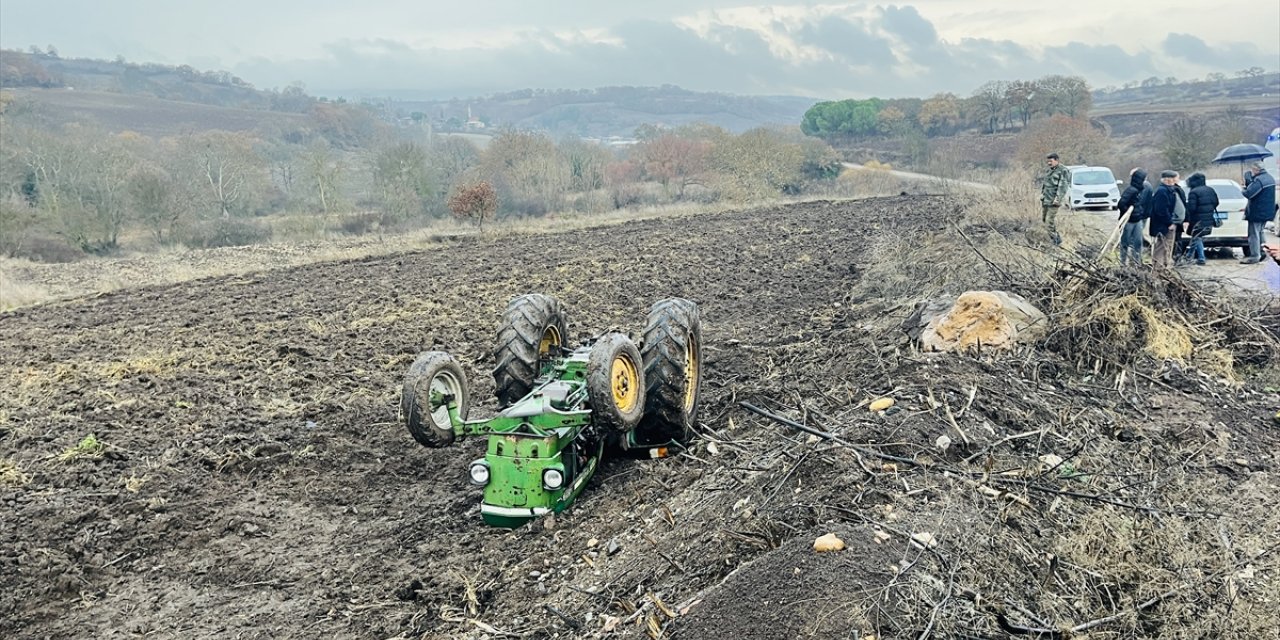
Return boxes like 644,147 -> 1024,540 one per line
401,295 -> 702,527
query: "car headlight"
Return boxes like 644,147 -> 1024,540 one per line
542,468 -> 564,490
469,461 -> 490,486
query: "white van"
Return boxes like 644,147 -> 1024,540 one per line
1066,166 -> 1120,211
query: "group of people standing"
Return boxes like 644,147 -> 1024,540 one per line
1040,153 -> 1278,269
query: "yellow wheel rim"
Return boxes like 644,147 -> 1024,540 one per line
539,326 -> 562,357
683,338 -> 699,412
611,354 -> 640,413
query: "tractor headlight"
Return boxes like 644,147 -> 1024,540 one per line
542,468 -> 564,491
469,461 -> 490,486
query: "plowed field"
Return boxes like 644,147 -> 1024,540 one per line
3,196 -> 1278,639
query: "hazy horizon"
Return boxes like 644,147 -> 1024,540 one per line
3,1 -> 1278,101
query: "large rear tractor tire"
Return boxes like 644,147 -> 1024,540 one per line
492,294 -> 570,407
638,298 -> 703,443
586,333 -> 646,434
402,351 -> 469,448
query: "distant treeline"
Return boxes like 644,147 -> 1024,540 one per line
1093,68 -> 1277,106
802,68 -> 1279,143
802,75 -> 1093,140
1,91 -> 844,261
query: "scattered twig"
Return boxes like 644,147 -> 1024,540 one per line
543,603 -> 582,629
740,402 -> 918,467
962,429 -> 1045,464
985,476 -> 1223,518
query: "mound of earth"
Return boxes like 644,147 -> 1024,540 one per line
2,195 -> 1278,639
673,526 -> 908,639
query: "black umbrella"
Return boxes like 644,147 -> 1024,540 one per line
1212,143 -> 1273,180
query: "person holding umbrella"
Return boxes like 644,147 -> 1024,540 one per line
1240,161 -> 1276,264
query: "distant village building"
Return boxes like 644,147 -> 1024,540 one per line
465,106 -> 486,130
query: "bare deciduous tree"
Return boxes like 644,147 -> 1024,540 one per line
637,134 -> 709,199
711,128 -> 805,200
972,81 -> 1009,134
1162,117 -> 1214,171
300,141 -> 343,214
372,141 -> 432,223
481,130 -> 570,214
185,131 -> 263,220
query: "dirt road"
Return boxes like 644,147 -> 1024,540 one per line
841,162 -> 997,193
1073,208 -> 1280,293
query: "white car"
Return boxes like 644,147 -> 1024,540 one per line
1066,166 -> 1120,211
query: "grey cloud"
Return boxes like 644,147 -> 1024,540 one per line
1044,42 -> 1156,80
1162,33 -> 1262,70
793,15 -> 897,67
228,6 -> 1271,101
241,20 -> 806,98
879,5 -> 938,48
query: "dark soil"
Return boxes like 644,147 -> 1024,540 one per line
3,196 -> 1278,640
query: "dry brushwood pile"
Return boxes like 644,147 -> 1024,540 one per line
2,195 -> 1279,639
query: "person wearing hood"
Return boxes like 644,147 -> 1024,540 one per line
1240,162 -> 1277,264
1149,170 -> 1186,269
1183,172 -> 1218,266
1115,168 -> 1153,266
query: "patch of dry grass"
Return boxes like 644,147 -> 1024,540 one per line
0,266 -> 54,310
834,166 -> 903,198
123,473 -> 149,492
0,459 -> 30,487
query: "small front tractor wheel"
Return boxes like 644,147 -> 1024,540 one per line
402,351 -> 469,448
587,333 -> 646,434
638,298 -> 703,443
493,294 -> 570,407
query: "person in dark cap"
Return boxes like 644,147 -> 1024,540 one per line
1148,170 -> 1185,269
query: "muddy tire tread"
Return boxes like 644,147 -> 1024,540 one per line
638,298 -> 702,443
586,333 -> 646,434
492,294 -> 569,407
402,351 -> 468,448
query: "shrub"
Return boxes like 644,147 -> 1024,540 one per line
332,211 -> 382,236
447,181 -> 499,229
9,233 -> 85,263
182,218 -> 272,249
1014,115 -> 1113,169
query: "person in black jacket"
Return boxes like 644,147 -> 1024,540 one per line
1115,168 -> 1152,266
1182,172 -> 1218,266
1148,170 -> 1185,269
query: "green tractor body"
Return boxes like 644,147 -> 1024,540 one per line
450,350 -> 602,527
402,296 -> 702,528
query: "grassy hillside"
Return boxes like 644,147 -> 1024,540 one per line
1093,72 -> 1280,111
5,88 -> 308,137
1,49 -> 315,113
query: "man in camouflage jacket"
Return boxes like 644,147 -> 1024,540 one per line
1040,152 -> 1069,243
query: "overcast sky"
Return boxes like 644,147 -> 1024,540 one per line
2,1 -> 1278,99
